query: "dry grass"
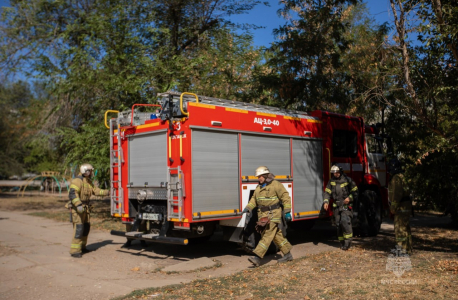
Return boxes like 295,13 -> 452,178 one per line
114,246 -> 457,300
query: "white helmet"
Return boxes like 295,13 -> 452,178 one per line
255,166 -> 270,177
330,165 -> 341,174
80,163 -> 94,177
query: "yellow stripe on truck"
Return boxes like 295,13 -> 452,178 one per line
295,211 -> 320,216
225,107 -> 248,114
193,209 -> 239,217
113,213 -> 130,218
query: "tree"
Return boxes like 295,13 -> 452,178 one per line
0,80 -> 53,177
0,0 -> 266,172
386,0 -> 458,220
256,0 -> 393,123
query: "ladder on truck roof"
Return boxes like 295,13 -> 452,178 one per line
157,91 -> 318,120
109,118 -> 124,216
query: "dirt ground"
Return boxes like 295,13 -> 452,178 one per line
0,192 -> 457,300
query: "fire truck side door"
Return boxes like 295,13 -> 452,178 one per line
365,134 -> 386,187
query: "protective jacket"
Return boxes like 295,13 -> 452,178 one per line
67,175 -> 108,255
246,180 -> 291,223
323,175 -> 358,209
67,175 -> 109,208
388,173 -> 410,214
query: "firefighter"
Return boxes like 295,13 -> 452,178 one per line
387,158 -> 413,254
323,165 -> 358,250
66,163 -> 109,258
242,166 -> 293,267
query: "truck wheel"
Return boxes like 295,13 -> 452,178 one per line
358,190 -> 382,236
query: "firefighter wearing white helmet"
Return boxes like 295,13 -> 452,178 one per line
66,163 -> 109,258
242,166 -> 293,266
323,165 -> 358,250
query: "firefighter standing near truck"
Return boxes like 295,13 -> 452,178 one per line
242,166 -> 293,267
66,163 -> 109,258
323,165 -> 358,250
387,158 -> 413,255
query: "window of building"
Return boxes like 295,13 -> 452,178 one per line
333,130 -> 358,158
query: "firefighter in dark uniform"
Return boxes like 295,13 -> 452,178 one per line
242,166 -> 293,267
323,165 -> 358,250
66,163 -> 109,258
388,158 -> 413,254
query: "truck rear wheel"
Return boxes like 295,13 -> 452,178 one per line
358,190 -> 382,236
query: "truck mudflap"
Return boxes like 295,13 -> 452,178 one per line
110,230 -> 189,245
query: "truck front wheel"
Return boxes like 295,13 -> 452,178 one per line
357,190 -> 382,236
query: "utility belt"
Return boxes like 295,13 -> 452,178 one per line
333,202 -> 351,211
259,203 -> 281,212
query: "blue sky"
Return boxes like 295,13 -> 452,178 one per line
230,0 -> 395,47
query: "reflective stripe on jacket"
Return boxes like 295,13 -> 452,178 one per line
68,175 -> 109,207
323,175 -> 358,207
245,180 -> 291,223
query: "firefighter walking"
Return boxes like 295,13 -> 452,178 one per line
242,166 -> 293,267
323,165 -> 358,250
388,158 -> 413,254
66,163 -> 109,258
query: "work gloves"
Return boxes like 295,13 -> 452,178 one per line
76,205 -> 84,213
284,212 -> 292,222
242,208 -> 250,214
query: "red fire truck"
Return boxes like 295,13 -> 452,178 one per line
107,91 -> 388,249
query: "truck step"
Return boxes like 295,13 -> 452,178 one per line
125,231 -> 143,237
110,230 -> 188,245
142,233 -> 159,239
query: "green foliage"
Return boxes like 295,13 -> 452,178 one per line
405,149 -> 458,221
260,0 -> 361,110
256,0 -> 393,122
0,81 -> 53,177
58,121 -> 110,184
23,136 -> 61,173
0,0 -> 267,177
386,0 -> 458,220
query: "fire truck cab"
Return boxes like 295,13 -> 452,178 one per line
107,92 -> 388,249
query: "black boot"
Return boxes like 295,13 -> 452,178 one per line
248,255 -> 261,267
277,252 -> 293,263
340,240 -> 345,250
71,253 -> 82,258
342,239 -> 352,250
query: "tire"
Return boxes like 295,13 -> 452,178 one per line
358,190 -> 382,236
